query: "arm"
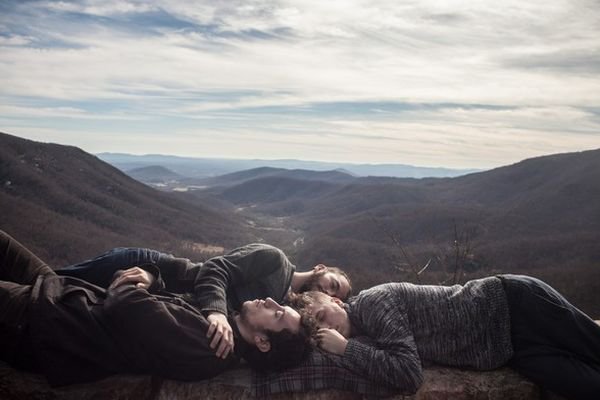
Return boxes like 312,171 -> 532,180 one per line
343,334 -> 423,393
331,293 -> 423,393
104,284 -> 237,380
57,247 -> 200,292
193,244 -> 294,315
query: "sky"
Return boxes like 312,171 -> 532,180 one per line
1,0 -> 599,169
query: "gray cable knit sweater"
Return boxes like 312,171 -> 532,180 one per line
343,277 -> 513,393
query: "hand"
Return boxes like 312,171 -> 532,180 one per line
207,312 -> 234,359
109,267 -> 156,290
316,328 -> 348,355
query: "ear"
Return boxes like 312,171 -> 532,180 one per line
254,334 -> 271,353
313,264 -> 327,273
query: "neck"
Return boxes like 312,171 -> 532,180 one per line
290,271 -> 312,292
233,314 -> 254,344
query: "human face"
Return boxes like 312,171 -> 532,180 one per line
305,293 -> 351,338
240,297 -> 301,334
314,270 -> 351,300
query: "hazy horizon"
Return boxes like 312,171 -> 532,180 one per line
96,149 -> 480,170
1,0 -> 599,169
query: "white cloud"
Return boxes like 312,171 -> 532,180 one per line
45,0 -> 157,16
0,0 -> 599,167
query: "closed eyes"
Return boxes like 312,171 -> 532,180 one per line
332,280 -> 339,292
315,310 -> 324,322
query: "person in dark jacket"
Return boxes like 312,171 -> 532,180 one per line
291,276 -> 600,400
56,244 -> 351,358
0,230 -> 313,386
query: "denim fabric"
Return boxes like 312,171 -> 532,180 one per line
500,274 -> 600,400
57,247 -> 163,289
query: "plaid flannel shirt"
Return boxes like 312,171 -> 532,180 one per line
251,340 -> 397,398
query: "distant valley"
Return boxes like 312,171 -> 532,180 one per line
2,132 -> 599,317
109,146 -> 600,316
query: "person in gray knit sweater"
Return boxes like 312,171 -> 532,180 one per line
291,275 -> 600,400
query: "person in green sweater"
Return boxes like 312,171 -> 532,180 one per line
291,276 -> 600,400
57,244 -> 351,360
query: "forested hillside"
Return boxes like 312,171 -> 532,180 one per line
0,132 -> 253,266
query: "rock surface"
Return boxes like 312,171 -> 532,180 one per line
6,323 -> 599,399
0,362 -> 552,400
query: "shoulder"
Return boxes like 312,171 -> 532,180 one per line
228,243 -> 286,257
348,283 -> 408,327
351,283 -> 410,307
225,243 -> 295,272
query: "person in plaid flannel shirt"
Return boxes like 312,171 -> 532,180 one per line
291,276 -> 600,400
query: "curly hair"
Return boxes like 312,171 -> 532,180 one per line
287,290 -> 330,311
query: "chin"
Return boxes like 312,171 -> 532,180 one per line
239,301 -> 252,315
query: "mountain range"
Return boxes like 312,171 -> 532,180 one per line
180,148 -> 600,315
2,131 -> 599,316
98,152 -> 480,179
184,149 -> 600,275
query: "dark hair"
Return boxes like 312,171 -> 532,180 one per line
298,265 -> 353,300
236,314 -> 317,372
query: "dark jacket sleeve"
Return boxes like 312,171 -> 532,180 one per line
104,284 -> 237,381
342,292 -> 423,393
193,244 -> 295,315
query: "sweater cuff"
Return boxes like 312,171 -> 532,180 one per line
200,299 -> 228,316
343,338 -> 371,365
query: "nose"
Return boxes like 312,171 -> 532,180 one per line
265,297 -> 283,310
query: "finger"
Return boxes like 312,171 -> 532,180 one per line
121,274 -> 148,287
112,276 -> 132,288
206,322 -> 217,338
228,330 -> 235,351
110,277 -> 124,289
115,275 -> 130,285
216,339 -> 228,358
210,330 -> 223,349
118,269 -> 137,279
221,347 -> 230,359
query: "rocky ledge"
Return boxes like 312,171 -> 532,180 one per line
0,361 -> 570,400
